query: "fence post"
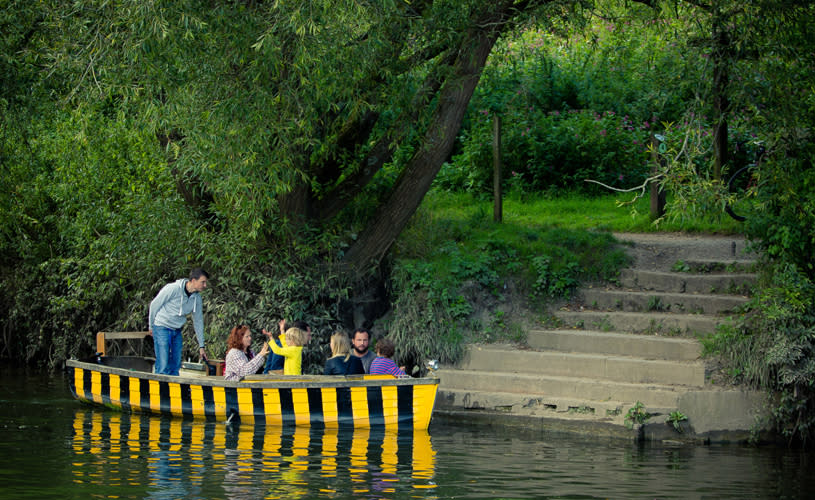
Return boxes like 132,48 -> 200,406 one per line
650,134 -> 666,220
493,114 -> 503,223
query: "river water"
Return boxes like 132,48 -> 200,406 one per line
1,366 -> 813,499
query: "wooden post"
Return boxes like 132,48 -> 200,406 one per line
650,134 -> 666,220
493,114 -> 503,222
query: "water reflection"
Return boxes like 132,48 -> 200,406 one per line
3,365 -> 813,499
70,410 -> 436,499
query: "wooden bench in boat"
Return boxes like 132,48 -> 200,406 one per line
95,331 -> 224,376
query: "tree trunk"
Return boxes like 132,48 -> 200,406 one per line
341,8 -> 507,272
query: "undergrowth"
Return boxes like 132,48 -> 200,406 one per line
383,190 -> 631,370
702,263 -> 815,446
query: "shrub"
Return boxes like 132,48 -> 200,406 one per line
706,263 -> 815,445
443,107 -> 653,197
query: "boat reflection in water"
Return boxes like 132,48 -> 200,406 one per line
70,410 -> 436,498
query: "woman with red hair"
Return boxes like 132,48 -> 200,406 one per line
223,325 -> 269,381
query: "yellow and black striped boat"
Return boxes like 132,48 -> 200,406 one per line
66,333 -> 439,430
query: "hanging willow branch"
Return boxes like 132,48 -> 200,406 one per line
584,174 -> 664,205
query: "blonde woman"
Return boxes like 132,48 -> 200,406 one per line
262,325 -> 310,375
323,332 -> 365,375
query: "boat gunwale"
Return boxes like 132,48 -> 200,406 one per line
65,357 -> 440,389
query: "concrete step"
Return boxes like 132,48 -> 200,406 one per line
619,269 -> 757,295
438,369 -> 688,408
552,310 -> 729,335
527,329 -> 701,361
438,386 -> 768,437
436,388 -> 633,425
457,346 -> 705,386
578,288 -> 749,314
663,259 -> 757,274
613,232 -> 758,272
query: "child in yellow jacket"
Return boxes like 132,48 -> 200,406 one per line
263,326 -> 309,375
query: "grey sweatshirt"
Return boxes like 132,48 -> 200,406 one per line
148,278 -> 205,348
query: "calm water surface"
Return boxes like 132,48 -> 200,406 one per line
1,366 -> 813,499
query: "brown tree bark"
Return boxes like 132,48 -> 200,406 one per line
341,5 -> 512,272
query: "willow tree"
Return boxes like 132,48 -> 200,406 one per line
3,0 -> 588,364
8,0 -> 584,272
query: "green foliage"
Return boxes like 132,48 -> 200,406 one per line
671,260 -> 691,273
442,109 -> 652,196
624,401 -> 651,429
439,6 -> 701,198
704,264 -> 815,445
742,145 -> 815,281
2,0 -> 547,368
666,411 -> 688,433
531,257 -> 580,299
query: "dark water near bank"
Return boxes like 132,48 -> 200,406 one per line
1,366 -> 814,499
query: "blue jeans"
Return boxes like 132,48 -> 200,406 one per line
153,326 -> 183,375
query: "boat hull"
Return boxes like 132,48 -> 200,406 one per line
66,357 -> 439,429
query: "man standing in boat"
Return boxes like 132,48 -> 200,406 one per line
351,328 -> 376,373
148,268 -> 210,375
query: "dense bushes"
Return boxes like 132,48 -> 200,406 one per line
437,15 -> 696,197
439,108 -> 653,195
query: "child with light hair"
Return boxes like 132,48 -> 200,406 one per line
262,325 -> 310,375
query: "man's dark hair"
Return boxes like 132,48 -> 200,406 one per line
190,268 -> 210,280
352,328 -> 370,341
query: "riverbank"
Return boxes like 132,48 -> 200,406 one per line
435,232 -> 773,444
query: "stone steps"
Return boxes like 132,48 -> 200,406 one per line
619,269 -> 757,295
438,369 -> 690,409
613,232 -> 758,271
552,310 -> 728,336
528,329 -> 701,361
578,288 -> 749,314
436,233 -> 767,439
455,344 -> 705,386
437,388 -> 635,426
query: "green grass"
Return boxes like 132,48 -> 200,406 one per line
409,190 -> 747,235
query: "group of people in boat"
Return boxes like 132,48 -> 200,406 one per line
148,268 -> 410,381
222,322 -> 409,381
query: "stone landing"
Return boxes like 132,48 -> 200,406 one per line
436,233 -> 770,443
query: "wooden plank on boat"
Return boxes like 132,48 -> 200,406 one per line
96,331 -> 151,356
